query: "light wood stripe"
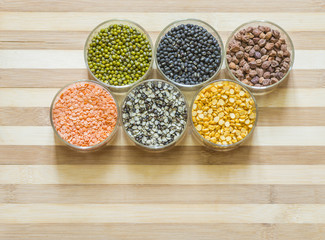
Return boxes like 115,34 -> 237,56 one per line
2,107 -> 325,126
1,12 -> 325,31
0,50 -> 324,69
0,204 -> 325,223
0,165 -> 324,184
1,146 -> 324,165
1,126 -> 325,146
0,107 -> 50,126
1,69 -> 324,88
1,0 -> 324,12
0,69 -> 90,87
1,31 -> 325,50
0,50 -> 85,69
0,223 -> 324,240
1,88 -> 325,108
1,184 -> 325,204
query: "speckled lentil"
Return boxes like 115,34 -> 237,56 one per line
122,80 -> 187,147
192,81 -> 256,145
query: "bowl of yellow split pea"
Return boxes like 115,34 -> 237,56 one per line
190,79 -> 258,151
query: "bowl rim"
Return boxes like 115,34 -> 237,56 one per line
84,19 -> 154,91
154,18 -> 225,89
121,78 -> 189,151
50,79 -> 120,151
225,19 -> 295,91
190,78 -> 258,148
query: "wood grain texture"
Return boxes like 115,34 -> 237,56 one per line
1,0 -> 325,12
1,204 -> 325,223
0,165 -> 325,184
1,12 -> 325,31
1,184 -> 325,204
1,1 -> 325,239
0,223 -> 324,240
1,146 -> 324,165
1,126 -> 325,146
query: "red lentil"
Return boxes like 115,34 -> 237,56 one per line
52,82 -> 117,147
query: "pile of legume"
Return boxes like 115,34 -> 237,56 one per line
122,80 -> 187,147
227,25 -> 291,87
52,82 -> 118,147
192,81 -> 256,145
87,24 -> 152,86
156,23 -> 222,85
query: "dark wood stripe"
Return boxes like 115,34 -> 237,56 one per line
0,184 -> 270,204
1,69 -> 324,88
0,223 -> 324,240
0,184 -> 325,204
0,146 -> 324,165
1,107 -> 325,126
0,31 -> 90,50
1,31 -> 324,50
1,0 -> 324,12
258,107 -> 325,126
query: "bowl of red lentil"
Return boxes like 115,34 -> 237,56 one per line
190,79 -> 258,151
50,80 -> 119,151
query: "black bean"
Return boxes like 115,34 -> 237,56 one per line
157,23 -> 221,85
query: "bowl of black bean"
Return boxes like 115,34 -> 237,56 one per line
121,79 -> 189,152
84,19 -> 154,92
155,19 -> 224,91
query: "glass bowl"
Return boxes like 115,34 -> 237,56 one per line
225,20 -> 295,95
190,79 -> 258,151
84,19 -> 154,93
50,79 -> 119,152
154,19 -> 224,91
121,79 -> 189,152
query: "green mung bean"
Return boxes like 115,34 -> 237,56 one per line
87,24 -> 152,86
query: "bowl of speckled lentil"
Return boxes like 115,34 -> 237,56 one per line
122,79 -> 188,152
225,20 -> 294,95
191,79 -> 258,151
155,19 -> 224,91
85,19 -> 154,92
50,80 -> 119,151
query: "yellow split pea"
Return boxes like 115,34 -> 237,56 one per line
192,81 -> 256,145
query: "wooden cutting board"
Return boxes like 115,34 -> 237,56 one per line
1,1 -> 325,239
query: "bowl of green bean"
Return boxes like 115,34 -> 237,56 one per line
84,19 -> 154,92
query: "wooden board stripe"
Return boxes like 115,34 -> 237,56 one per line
0,165 -> 325,184
1,184 -> 325,204
0,50 -> 324,69
0,204 -> 325,223
1,88 -> 325,108
0,223 -> 324,240
1,12 -> 325,31
1,126 -> 325,146
1,69 -> 324,88
1,0 -> 324,12
1,31 -> 325,50
1,107 -> 325,127
0,146 -> 324,165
